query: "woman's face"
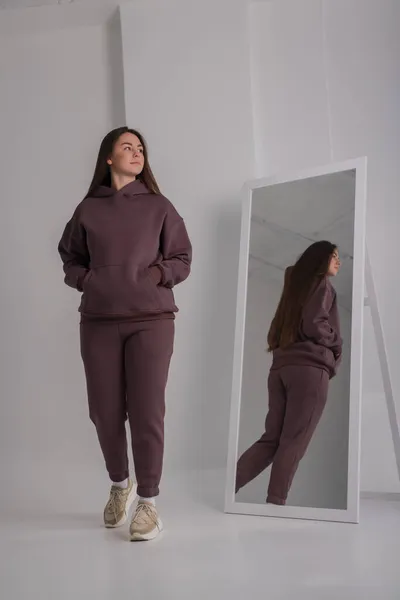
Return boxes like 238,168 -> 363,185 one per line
107,132 -> 145,179
327,249 -> 341,277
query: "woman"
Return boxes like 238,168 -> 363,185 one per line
235,241 -> 342,505
58,127 -> 192,541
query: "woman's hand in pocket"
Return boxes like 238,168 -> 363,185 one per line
78,269 -> 91,292
149,266 -> 163,285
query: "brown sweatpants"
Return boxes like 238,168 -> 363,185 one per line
80,319 -> 174,498
235,365 -> 329,505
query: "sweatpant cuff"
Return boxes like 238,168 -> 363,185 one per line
110,471 -> 130,483
267,494 -> 286,505
137,485 -> 160,498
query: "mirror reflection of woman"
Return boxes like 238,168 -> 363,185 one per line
235,241 -> 342,505
58,127 -> 192,540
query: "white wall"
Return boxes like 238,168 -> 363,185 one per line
0,5 -> 125,504
250,0 -> 400,493
120,0 -> 255,471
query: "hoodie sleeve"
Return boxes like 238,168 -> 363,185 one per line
302,278 -> 342,356
58,206 -> 90,292
330,293 -> 343,376
330,294 -> 342,356
158,207 -> 192,289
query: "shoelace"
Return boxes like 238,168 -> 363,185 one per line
133,503 -> 157,525
106,488 -> 126,519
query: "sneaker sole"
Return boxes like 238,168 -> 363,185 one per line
130,519 -> 163,542
104,484 -> 137,529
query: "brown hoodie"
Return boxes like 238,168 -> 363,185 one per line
58,180 -> 192,317
271,273 -> 343,378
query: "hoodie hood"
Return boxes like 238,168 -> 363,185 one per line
92,179 -> 151,198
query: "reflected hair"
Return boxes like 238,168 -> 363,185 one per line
85,127 -> 161,198
267,240 -> 337,351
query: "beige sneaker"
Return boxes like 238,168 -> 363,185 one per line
104,479 -> 136,528
129,501 -> 163,541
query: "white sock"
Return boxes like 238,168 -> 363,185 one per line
139,497 -> 156,506
113,478 -> 129,489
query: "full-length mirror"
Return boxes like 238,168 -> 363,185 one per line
225,160 -> 366,523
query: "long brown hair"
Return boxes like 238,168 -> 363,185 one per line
267,241 -> 337,351
85,127 -> 161,198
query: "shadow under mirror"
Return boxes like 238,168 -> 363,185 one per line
235,170 -> 356,510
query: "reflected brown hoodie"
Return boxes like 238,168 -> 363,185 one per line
58,180 -> 192,317
271,272 -> 343,378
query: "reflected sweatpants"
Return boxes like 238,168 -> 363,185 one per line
80,319 -> 174,498
235,365 -> 329,505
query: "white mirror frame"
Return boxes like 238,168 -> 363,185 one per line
225,158 -> 367,524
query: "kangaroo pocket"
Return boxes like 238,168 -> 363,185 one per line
81,265 -> 161,315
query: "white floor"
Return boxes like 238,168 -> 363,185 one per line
1,468 -> 400,600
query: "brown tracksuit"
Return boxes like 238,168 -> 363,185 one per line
58,180 -> 192,497
236,276 -> 342,505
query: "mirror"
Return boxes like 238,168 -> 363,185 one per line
225,160 -> 367,523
